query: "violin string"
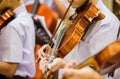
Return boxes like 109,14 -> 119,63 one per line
44,27 -> 67,77
48,0 -> 74,47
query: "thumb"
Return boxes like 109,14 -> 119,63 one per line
63,68 -> 78,77
64,60 -> 77,68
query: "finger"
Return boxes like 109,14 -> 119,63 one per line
48,59 -> 60,72
38,44 -> 49,58
48,58 -> 66,72
39,58 -> 48,73
35,58 -> 41,64
44,45 -> 52,59
45,44 -> 52,54
36,50 -> 46,64
64,60 -> 77,68
41,44 -> 52,59
63,68 -> 79,77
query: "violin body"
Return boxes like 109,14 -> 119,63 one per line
62,40 -> 120,79
75,40 -> 120,75
0,9 -> 15,29
55,3 -> 100,58
26,3 -> 59,34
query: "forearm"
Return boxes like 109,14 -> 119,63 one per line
0,62 -> 18,77
53,0 -> 70,18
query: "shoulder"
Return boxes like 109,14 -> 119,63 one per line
10,12 -> 34,28
5,12 -> 34,37
96,0 -> 120,26
13,4 -> 34,27
97,7 -> 120,28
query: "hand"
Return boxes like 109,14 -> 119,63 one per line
48,58 -> 67,72
38,44 -> 52,73
38,44 -> 52,60
62,62 -> 105,79
39,58 -> 48,73
39,55 -> 66,74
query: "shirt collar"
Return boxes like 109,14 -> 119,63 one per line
13,4 -> 26,16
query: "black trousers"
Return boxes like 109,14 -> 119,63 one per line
0,74 -> 6,79
0,74 -> 28,79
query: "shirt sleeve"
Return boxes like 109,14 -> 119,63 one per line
0,23 -> 24,63
88,22 -> 119,56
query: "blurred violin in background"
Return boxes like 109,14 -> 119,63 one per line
63,40 -> 120,79
0,9 -> 15,30
25,0 -> 58,34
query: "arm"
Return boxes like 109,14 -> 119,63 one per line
0,62 -> 18,77
39,57 -> 105,79
62,61 -> 105,79
53,0 -> 70,18
0,22 -> 24,77
63,66 -> 105,79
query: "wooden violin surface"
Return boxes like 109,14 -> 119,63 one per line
0,9 -> 15,30
26,3 -> 59,34
75,40 -> 120,75
55,3 -> 103,58
62,40 -> 120,79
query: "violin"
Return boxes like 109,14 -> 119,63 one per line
44,2 -> 105,79
54,2 -> 105,58
63,40 -> 120,79
0,9 -> 15,30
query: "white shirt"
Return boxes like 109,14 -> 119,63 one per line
0,4 -> 35,78
59,0 -> 120,79
23,0 -> 69,9
23,0 -> 54,8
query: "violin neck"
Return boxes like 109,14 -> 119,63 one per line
74,56 -> 100,71
30,0 -> 39,14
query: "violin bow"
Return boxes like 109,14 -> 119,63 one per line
48,0 -> 74,45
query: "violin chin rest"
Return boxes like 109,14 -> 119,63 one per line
94,13 -> 105,21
